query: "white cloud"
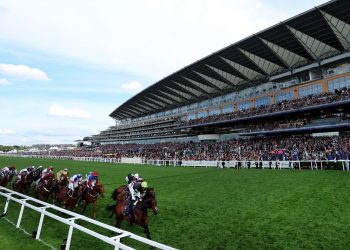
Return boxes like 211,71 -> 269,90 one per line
48,104 -> 91,119
121,81 -> 143,92
0,64 -> 49,81
0,78 -> 11,85
0,128 -> 14,134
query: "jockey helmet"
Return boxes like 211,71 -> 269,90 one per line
134,173 -> 139,179
38,165 -> 43,169
77,174 -> 82,178
92,171 -> 98,177
141,181 -> 148,189
64,168 -> 68,171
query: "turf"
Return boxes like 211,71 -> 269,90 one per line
0,156 -> 350,250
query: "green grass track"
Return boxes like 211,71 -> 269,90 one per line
0,156 -> 350,250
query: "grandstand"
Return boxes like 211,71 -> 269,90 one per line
91,0 -> 350,153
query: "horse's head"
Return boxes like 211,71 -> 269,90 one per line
94,184 -> 105,198
144,188 -> 158,215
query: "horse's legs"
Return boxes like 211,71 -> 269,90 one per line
92,201 -> 96,219
143,223 -> 151,240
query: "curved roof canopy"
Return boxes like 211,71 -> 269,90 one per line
111,0 -> 350,120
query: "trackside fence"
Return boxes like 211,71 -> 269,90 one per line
0,186 -> 176,250
0,153 -> 349,171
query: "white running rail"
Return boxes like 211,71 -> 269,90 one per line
0,186 -> 176,250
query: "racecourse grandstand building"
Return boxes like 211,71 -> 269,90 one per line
91,0 -> 350,145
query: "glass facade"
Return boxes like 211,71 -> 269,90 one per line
254,96 -> 271,108
209,108 -> 221,116
298,83 -> 322,97
198,111 -> 207,118
222,105 -> 234,114
187,113 -> 196,120
238,100 -> 251,111
328,76 -> 350,92
275,91 -> 294,103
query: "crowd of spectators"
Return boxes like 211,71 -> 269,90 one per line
182,88 -> 350,127
19,134 -> 350,162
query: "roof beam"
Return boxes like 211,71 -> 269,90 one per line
206,64 -> 244,86
165,83 -> 200,100
132,102 -> 154,112
173,80 -> 208,98
153,91 -> 180,104
286,24 -> 339,60
145,95 -> 169,107
138,98 -> 164,110
221,57 -> 262,81
182,76 -> 215,93
163,85 -> 192,102
191,71 -> 224,91
259,37 -> 308,69
193,70 -> 230,90
151,94 -> 174,107
237,48 -> 284,76
137,99 -> 161,110
319,9 -> 350,51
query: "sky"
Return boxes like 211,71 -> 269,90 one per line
0,0 -> 328,146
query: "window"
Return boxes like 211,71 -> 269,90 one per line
237,100 -> 251,111
198,111 -> 207,118
222,105 -> 233,114
298,83 -> 322,97
275,91 -> 294,103
254,96 -> 271,108
209,108 -> 220,116
187,113 -> 196,120
328,76 -> 350,92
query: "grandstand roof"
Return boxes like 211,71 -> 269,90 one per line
111,0 -> 350,120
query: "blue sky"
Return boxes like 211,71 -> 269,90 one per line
0,0 -> 327,145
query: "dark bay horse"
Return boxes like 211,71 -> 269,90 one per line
81,184 -> 104,219
108,185 -> 158,239
12,172 -> 29,193
35,173 -> 55,202
63,184 -> 83,210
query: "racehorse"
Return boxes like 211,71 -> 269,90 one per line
12,173 -> 28,193
35,173 -> 55,202
52,175 -> 69,206
107,185 -> 158,239
81,184 -> 104,219
0,167 -> 16,187
63,183 -> 83,210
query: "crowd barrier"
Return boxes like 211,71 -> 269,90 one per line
0,186 -> 176,250
1,153 -> 349,171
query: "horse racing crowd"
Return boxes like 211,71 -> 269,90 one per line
16,134 -> 350,162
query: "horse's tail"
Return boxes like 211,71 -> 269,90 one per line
106,204 -> 116,211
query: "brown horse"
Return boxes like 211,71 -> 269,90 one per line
108,185 -> 158,239
52,175 -> 69,206
63,183 -> 83,210
12,173 -> 29,193
81,184 -> 104,219
35,173 -> 55,202
0,167 -> 16,187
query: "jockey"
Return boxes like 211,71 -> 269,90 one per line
0,166 -> 10,178
133,181 -> 148,201
36,166 -> 53,186
27,166 -> 35,174
86,171 -> 99,189
17,168 -> 29,181
56,168 -> 69,181
42,166 -> 54,177
125,173 -> 143,184
125,173 -> 143,200
123,181 -> 148,216
66,174 -> 83,196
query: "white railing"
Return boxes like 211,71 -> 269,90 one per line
1,153 -> 349,171
0,186 -> 176,250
